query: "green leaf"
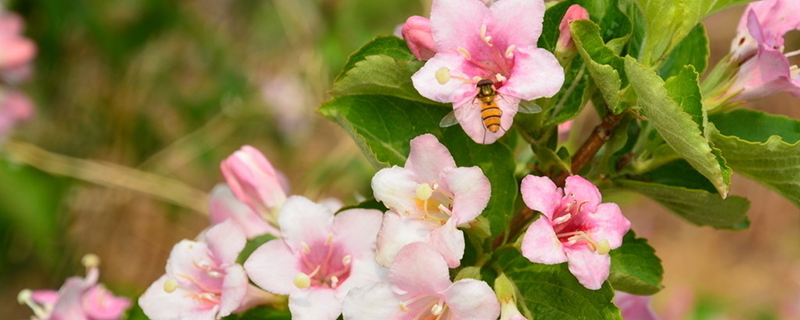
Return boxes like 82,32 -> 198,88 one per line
664,65 -> 703,128
540,0 -> 633,52
571,20 -> 626,113
330,55 -> 432,105
708,109 -> 800,208
223,307 -> 291,320
625,57 -> 731,196
628,160 -> 716,193
549,59 -> 592,126
609,231 -> 663,295
336,198 -> 388,213
334,36 -> 415,82
499,249 -> 622,319
614,179 -> 750,229
634,0 -> 754,66
658,24 -> 709,79
237,234 -> 276,265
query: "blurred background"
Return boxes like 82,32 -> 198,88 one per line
0,0 -> 798,319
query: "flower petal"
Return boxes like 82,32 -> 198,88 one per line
335,257 -> 388,301
520,175 -> 561,219
586,203 -> 630,249
164,240 -> 220,291
375,211 -> 433,267
208,184 -> 277,238
440,166 -> 490,224
388,242 -> 452,296
453,92 -> 518,144
487,0 -> 545,48
331,208 -> 384,257
564,247 -> 610,290
205,219 -> 247,265
288,288 -> 341,320
430,0 -> 489,51
563,175 -> 602,214
412,51 -> 476,103
219,265 -> 248,318
139,275 -> 219,320
405,134 -> 456,182
443,279 -> 501,320
731,46 -> 800,102
403,16 -> 437,60
371,166 -> 419,215
500,47 -> 564,101
278,196 -> 334,251
428,218 -> 466,268
342,283 -> 401,320
521,217 -> 568,264
243,239 -> 300,295
614,291 -> 660,320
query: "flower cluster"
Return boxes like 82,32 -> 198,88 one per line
0,9 -> 36,140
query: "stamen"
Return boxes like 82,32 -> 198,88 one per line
342,255 -> 352,266
495,73 -> 507,83
330,275 -> 339,288
552,213 -> 571,225
480,24 -> 493,47
294,273 -> 311,289
435,67 -> 451,85
577,200 -> 589,212
437,204 -> 453,217
791,65 -> 800,77
505,45 -> 516,59
208,270 -> 223,278
301,241 -> 311,254
416,183 -> 434,200
431,302 -> 444,315
164,279 -> 179,293
81,254 -> 100,268
457,47 -> 472,60
399,302 -> 409,312
18,289 -> 49,319
325,234 -> 334,246
786,48 -> 800,58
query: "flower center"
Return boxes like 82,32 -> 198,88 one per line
414,182 -> 454,225
399,294 -> 452,320
450,24 -> 515,88
164,257 -> 226,308
294,235 -> 352,289
551,199 -> 610,254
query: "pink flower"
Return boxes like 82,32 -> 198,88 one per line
371,134 -> 490,267
556,5 -> 590,54
520,175 -> 630,290
614,291 -> 660,320
402,16 -> 437,61
220,145 -> 289,235
726,0 -> 800,102
139,220 -> 272,320
0,12 -> 36,83
208,184 -> 277,238
411,0 -> 564,144
243,196 -> 385,320
0,89 -> 34,138
341,242 -> 500,320
19,254 -> 131,320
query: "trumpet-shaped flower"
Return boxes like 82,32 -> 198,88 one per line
371,134 -> 490,267
726,0 -> 800,102
18,254 -> 131,320
139,220 -> 273,320
244,196 -> 385,320
520,175 -> 630,290
410,0 -> 563,144
341,242 -> 500,320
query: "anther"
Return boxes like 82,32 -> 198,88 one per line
399,302 -> 409,312
82,253 -> 100,268
595,239 -> 611,255
330,275 -> 339,288
342,255 -> 352,266
435,67 -> 451,85
325,234 -> 334,246
164,279 -> 179,293
552,213 -> 571,225
17,289 -> 32,305
480,24 -> 493,47
457,47 -> 472,60
495,73 -> 507,83
505,45 -> 516,59
301,242 -> 311,254
294,273 -> 311,289
431,303 -> 444,315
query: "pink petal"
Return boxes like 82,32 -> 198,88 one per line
452,92 -> 518,144
0,38 -> 35,71
139,275 -> 219,320
0,90 -> 35,135
208,184 -> 277,238
30,290 -> 60,306
731,47 -> 800,102
342,283 -> 401,320
740,0 -> 800,41
411,51 -> 476,103
443,279 -> 501,320
331,208 -> 384,257
234,284 -> 281,313
0,14 -> 24,36
288,288 -> 341,320
205,219 -> 247,265
427,218 -> 466,268
564,247 -> 610,290
487,0 -> 545,48
371,166 -> 419,215
563,175 -> 602,214
164,240 -> 219,291
375,211 -> 433,267
388,242 -> 452,296
243,240 -> 300,295
440,166 -> 491,225
219,265 -> 249,318
521,217 -> 568,264
81,285 -> 131,320
405,134 -> 457,182
614,291 -> 660,320
430,0 -> 489,51
585,203 -> 630,249
500,47 -> 564,101
402,16 -> 437,60
520,175 -> 561,219
50,278 -> 89,320
334,257 -> 388,301
277,196 -> 334,252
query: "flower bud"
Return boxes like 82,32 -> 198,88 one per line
401,16 -> 437,61
555,5 -> 589,65
220,146 -> 288,220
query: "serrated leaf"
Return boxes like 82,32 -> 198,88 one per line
658,24 -> 709,79
614,179 -> 750,229
708,109 -> 800,208
499,249 -> 622,319
635,0 -> 754,66
625,57 -> 731,196
664,65 -> 703,128
609,231 -> 663,295
571,20 -> 626,113
330,55 -> 433,104
334,36 -> 415,82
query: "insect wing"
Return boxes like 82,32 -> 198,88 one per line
439,111 -> 459,128
518,100 -> 543,114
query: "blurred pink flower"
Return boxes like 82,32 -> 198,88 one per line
411,0 -> 563,144
371,134 -> 490,267
342,242 -> 500,320
243,196 -> 385,320
614,291 -> 659,320
139,220 -> 273,320
0,89 -> 34,138
520,175 -> 630,290
0,12 -> 36,82
19,254 -> 131,320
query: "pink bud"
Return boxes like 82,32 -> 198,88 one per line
556,5 -> 590,52
401,16 -> 436,61
220,146 -> 288,217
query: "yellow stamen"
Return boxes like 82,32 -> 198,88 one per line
457,47 -> 472,60
505,45 -> 516,59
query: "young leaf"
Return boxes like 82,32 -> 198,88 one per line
658,24 -> 710,79
613,179 -> 750,230
625,58 -> 731,196
334,36 -> 416,82
609,231 -> 663,295
498,249 -> 622,319
571,20 -> 626,113
708,109 -> 800,208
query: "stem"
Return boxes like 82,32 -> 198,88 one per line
3,140 -> 209,214
554,112 -> 623,186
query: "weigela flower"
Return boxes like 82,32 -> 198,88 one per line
520,175 -> 630,290
726,0 -> 800,102
244,196 -> 385,320
220,145 -> 289,235
410,0 -> 564,144
371,134 -> 490,267
555,4 -> 590,62
401,15 -> 437,61
614,291 -> 660,320
208,184 -> 276,238
0,12 -> 36,82
341,242 -> 500,320
494,274 -> 529,320
139,220 -> 272,320
18,254 -> 131,320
